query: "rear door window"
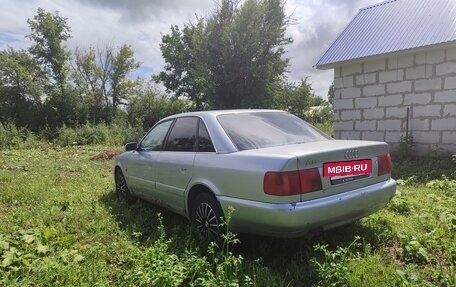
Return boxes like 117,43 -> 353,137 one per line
164,117 -> 198,152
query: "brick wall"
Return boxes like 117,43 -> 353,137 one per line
333,46 -> 456,153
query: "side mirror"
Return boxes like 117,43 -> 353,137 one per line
125,142 -> 138,151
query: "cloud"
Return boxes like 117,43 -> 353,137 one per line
0,0 -> 381,99
75,0 -> 214,24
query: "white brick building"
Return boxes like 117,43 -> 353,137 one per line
316,0 -> 456,153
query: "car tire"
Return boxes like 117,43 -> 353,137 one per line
115,169 -> 134,202
191,193 -> 224,244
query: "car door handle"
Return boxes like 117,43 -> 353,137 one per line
180,168 -> 187,174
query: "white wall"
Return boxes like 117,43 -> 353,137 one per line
333,46 -> 456,153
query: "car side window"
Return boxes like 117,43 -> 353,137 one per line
164,117 -> 198,152
198,120 -> 215,152
140,120 -> 173,151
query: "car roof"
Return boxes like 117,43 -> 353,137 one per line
161,109 -> 284,121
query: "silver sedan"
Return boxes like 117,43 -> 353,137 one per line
114,110 -> 396,240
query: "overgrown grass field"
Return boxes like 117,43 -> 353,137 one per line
1,145 -> 455,286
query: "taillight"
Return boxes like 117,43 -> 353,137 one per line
299,168 -> 323,193
263,171 -> 300,196
378,153 -> 392,176
263,168 -> 322,196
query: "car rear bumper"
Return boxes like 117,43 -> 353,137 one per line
217,178 -> 396,238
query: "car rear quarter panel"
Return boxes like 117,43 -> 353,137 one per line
189,152 -> 302,204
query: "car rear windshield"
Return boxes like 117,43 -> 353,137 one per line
217,112 -> 331,151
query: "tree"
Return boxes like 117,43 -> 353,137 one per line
272,78 -> 316,119
127,81 -> 192,129
327,82 -> 335,106
156,21 -> 212,110
27,8 -> 71,94
0,48 -> 48,129
71,44 -> 141,123
156,0 -> 292,109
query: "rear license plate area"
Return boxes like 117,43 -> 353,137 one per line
323,159 -> 372,184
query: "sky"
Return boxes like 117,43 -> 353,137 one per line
0,0 -> 381,99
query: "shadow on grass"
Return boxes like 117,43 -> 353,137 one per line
100,188 -> 393,285
99,190 -> 196,252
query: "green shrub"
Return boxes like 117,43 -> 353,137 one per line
0,123 -> 40,149
54,124 -> 145,147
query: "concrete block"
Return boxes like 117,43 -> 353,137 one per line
355,120 -> 376,131
363,84 -> 385,97
434,90 -> 456,103
388,57 -> 398,69
334,89 -> 341,100
404,93 -> 431,105
378,94 -> 403,106
385,131 -> 403,143
333,111 -> 340,121
341,87 -> 361,98
340,110 -> 361,120
426,49 -> 445,64
397,55 -> 414,68
342,63 -> 362,76
425,65 -> 434,78
361,131 -> 385,141
443,104 -> 456,116
406,65 -> 426,80
333,131 -> 341,139
364,59 -> 386,73
355,97 -> 377,108
377,119 -> 402,131
413,105 -> 442,117
387,81 -> 412,93
379,69 -> 403,83
340,131 -> 361,140
415,53 -> 426,65
414,78 -> 442,91
386,107 -> 408,118
333,99 -> 354,109
431,118 -> 456,130
342,76 -> 354,87
333,121 -> 354,131
446,46 -> 456,60
436,62 -> 456,76
355,73 -> 377,85
413,131 -> 441,143
334,78 -> 343,89
444,76 -> 456,90
334,67 -> 342,78
410,119 -> 429,131
363,108 -> 385,119
442,132 -> 456,144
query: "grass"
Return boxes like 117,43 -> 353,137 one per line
0,145 -> 455,286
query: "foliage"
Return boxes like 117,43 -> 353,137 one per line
71,44 -> 141,123
0,145 -> 455,286
26,7 -> 71,92
426,175 -> 456,195
127,82 -> 192,130
0,48 -> 47,130
327,82 -> 335,106
156,0 -> 292,109
272,79 -> 316,118
392,154 -> 456,183
0,123 -> 39,149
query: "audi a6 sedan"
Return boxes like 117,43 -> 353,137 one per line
114,110 -> 396,240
